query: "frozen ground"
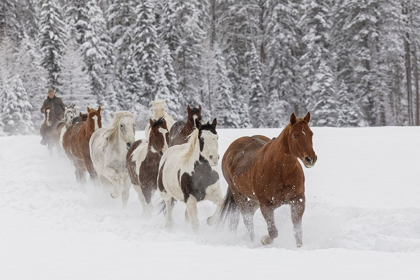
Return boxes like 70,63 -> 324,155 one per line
1,126 -> 419,279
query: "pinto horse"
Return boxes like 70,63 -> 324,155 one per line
218,112 -> 317,246
144,100 -> 175,140
158,119 -> 222,232
126,118 -> 170,215
169,105 -> 202,146
63,106 -> 102,184
89,111 -> 135,207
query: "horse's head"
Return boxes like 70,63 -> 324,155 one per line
87,106 -> 102,132
187,105 -> 202,124
63,105 -> 77,126
149,118 -> 170,154
195,118 -> 219,166
288,112 -> 317,168
152,100 -> 166,113
117,112 -> 135,150
44,106 -> 53,126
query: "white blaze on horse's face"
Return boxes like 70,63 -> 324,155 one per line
200,130 -> 219,166
46,109 -> 52,126
92,115 -> 99,131
120,116 -> 135,150
159,127 -> 169,152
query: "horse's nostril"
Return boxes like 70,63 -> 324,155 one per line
305,156 -> 311,163
127,143 -> 131,149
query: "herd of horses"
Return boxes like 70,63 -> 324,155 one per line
40,100 -> 317,246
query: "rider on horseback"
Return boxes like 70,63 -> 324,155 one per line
40,88 -> 66,145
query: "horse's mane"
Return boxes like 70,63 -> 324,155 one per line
180,128 -> 200,166
151,117 -> 165,128
103,111 -> 134,141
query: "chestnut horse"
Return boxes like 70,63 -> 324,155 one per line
63,106 -> 102,184
218,112 -> 317,246
169,105 -> 202,146
126,118 -> 170,216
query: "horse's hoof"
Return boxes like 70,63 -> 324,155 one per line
261,235 -> 273,245
297,243 -> 303,248
110,193 -> 117,199
206,216 -> 215,226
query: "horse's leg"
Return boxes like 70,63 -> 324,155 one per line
185,195 -> 199,233
236,193 -> 259,242
260,202 -> 278,245
161,191 -> 174,229
121,176 -> 131,208
82,152 -> 98,183
133,184 -> 149,216
204,181 -> 223,226
74,158 -> 87,184
290,196 -> 306,247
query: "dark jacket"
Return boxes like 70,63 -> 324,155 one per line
41,96 -> 66,118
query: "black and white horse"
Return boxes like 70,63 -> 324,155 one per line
157,119 -> 222,232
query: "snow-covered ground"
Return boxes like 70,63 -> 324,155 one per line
1,126 -> 419,280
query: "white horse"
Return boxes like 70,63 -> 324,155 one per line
157,118 -> 222,232
89,111 -> 136,206
58,105 -> 77,152
144,100 -> 175,139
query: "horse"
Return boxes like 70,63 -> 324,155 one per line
40,103 -> 61,155
72,112 -> 88,124
158,118 -> 222,232
53,104 -> 78,154
169,105 -> 202,146
144,100 -> 175,140
89,111 -> 135,207
126,118 -> 170,216
62,106 -> 102,184
217,112 -> 317,246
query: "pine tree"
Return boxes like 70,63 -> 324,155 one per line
0,0 -> 21,41
13,33 -> 47,130
1,75 -> 34,135
336,80 -> 364,127
155,42 -> 182,120
58,40 -> 92,110
38,0 -> 67,89
80,0 -> 112,97
131,0 -> 159,106
66,0 -> 89,45
248,44 -> 265,128
212,44 -> 241,128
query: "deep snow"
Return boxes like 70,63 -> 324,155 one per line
1,127 -> 419,280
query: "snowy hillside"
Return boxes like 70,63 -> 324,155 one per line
1,127 -> 420,279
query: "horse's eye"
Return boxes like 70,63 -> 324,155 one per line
294,134 -> 298,139
120,124 -> 124,128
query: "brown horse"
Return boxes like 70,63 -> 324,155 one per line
40,103 -> 61,154
169,105 -> 202,146
218,112 -> 317,246
126,118 -> 170,216
62,106 -> 102,183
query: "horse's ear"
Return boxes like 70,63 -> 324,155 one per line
79,112 -> 83,118
149,119 -> 154,127
98,106 -> 101,112
187,105 -> 191,114
87,107 -> 91,112
199,105 -> 202,111
290,113 -> 297,125
65,106 -> 67,110
151,100 -> 155,106
195,118 -> 201,129
304,112 -> 311,123
212,118 -> 217,128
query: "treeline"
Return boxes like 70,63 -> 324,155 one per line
0,0 -> 419,136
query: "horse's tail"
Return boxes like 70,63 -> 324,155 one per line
216,186 -> 238,231
154,198 -> 176,215
180,128 -> 199,165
